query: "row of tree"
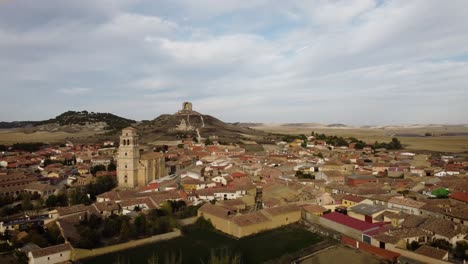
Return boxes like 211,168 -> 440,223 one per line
75,201 -> 198,249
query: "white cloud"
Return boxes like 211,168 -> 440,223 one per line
59,88 -> 90,95
0,0 -> 467,124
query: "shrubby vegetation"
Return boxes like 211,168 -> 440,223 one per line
68,175 -> 116,205
74,200 -> 198,249
295,170 -> 314,179
373,138 -> 402,150
11,142 -> 46,152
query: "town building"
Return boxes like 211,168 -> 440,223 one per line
116,127 -> 166,188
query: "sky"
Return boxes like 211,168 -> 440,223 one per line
0,0 -> 467,125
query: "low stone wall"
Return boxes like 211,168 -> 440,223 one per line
72,229 -> 182,261
390,246 -> 451,264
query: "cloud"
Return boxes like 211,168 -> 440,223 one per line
0,0 -> 467,124
58,88 -> 91,95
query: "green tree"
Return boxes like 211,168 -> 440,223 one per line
107,161 -> 116,171
208,248 -> 241,264
119,219 -> 131,242
455,241 -> 468,260
430,239 -> 452,251
407,241 -> 421,251
90,164 -> 107,175
45,223 -> 65,245
134,214 -> 147,237
77,226 -> 101,249
205,138 -> 213,145
22,193 -> 34,211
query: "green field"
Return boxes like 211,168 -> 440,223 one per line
83,225 -> 323,264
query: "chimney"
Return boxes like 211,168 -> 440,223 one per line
255,186 -> 263,210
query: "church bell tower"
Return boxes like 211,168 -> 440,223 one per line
117,127 -> 140,188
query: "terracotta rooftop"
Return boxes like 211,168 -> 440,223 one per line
415,245 -> 448,260
199,203 -> 232,219
263,204 -> 300,216
388,197 -> 425,208
342,194 -> 365,203
231,211 -> 269,227
449,192 -> 468,203
302,204 -> 328,214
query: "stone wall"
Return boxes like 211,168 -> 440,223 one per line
72,229 -> 181,261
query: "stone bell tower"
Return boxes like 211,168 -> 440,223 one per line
117,127 -> 140,188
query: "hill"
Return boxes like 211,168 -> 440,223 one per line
133,104 -> 270,144
0,111 -> 136,133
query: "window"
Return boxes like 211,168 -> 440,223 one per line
125,165 -> 127,168
48,257 -> 50,260
125,152 -> 127,156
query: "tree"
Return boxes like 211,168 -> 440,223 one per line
205,138 -> 213,146
407,241 -> 421,251
90,164 -> 106,175
455,241 -> 468,260
102,215 -> 123,238
177,144 -> 184,149
119,219 -> 131,242
208,248 -> 241,264
21,193 -> 34,211
389,137 -> 402,149
430,239 -> 452,251
107,161 -> 116,171
45,223 -> 65,245
77,226 -> 101,249
0,195 -> 14,207
134,214 -> 147,237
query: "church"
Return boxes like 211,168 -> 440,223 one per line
116,127 -> 166,188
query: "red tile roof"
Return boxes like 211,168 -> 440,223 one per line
449,192 -> 468,203
322,212 -> 387,231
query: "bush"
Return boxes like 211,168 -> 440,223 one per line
193,216 -> 214,230
430,239 -> 452,251
455,241 -> 468,260
407,241 -> 421,251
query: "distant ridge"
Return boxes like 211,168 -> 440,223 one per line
0,110 -> 136,131
327,123 -> 347,128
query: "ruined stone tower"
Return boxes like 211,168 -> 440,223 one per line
182,102 -> 192,111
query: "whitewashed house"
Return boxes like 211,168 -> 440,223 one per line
28,243 -> 72,264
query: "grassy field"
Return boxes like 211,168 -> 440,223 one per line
254,124 -> 468,153
299,245 -> 381,264
83,225 -> 323,264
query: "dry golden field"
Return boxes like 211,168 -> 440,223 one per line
255,124 -> 468,153
0,130 -> 100,144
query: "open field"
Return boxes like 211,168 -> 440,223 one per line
83,225 -> 323,264
299,245 -> 382,264
0,130 -> 103,144
254,124 -> 468,153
